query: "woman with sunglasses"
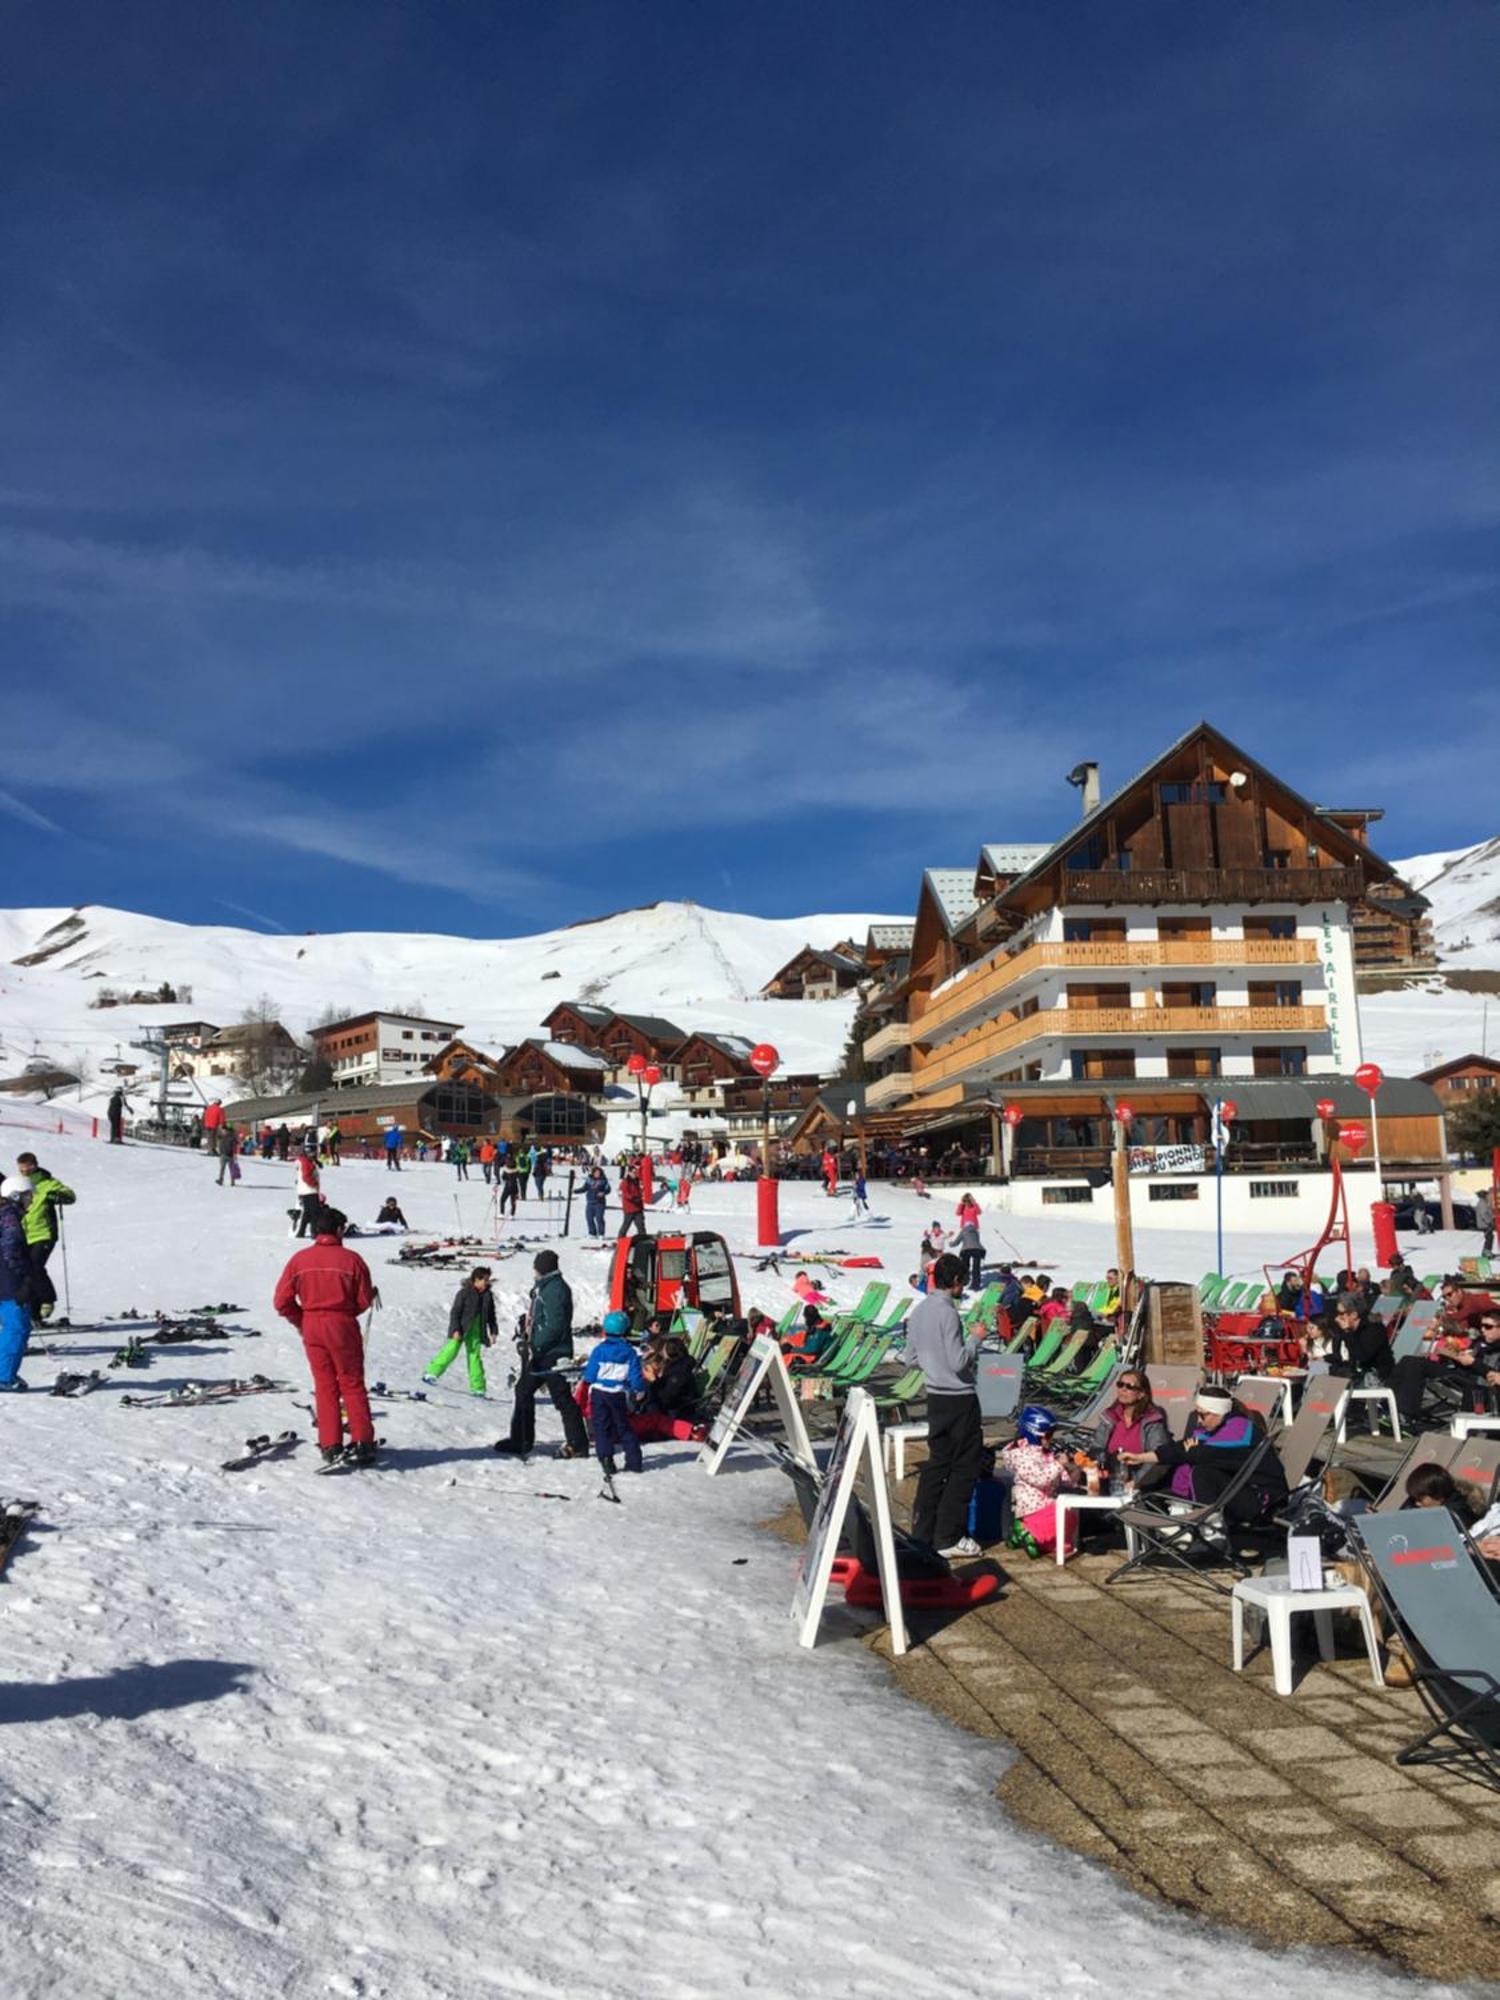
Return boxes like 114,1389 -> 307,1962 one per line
1088,1370 -> 1169,1480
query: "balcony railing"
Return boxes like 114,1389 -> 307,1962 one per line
912,1003 -> 1328,1095
861,1019 -> 913,1064
864,1068 -> 914,1110
1061,867 -> 1363,906
917,936 -> 1318,1044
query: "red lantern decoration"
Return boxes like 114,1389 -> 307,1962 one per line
749,1043 -> 780,1079
1339,1122 -> 1369,1154
1115,1101 -> 1134,1129
1354,1063 -> 1384,1097
626,1052 -> 647,1077
1003,1104 -> 1025,1130
1219,1100 -> 1237,1124
1315,1097 -> 1337,1121
643,1063 -> 662,1089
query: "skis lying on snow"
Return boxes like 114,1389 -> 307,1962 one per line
121,1376 -> 290,1409
110,1338 -> 149,1370
51,1371 -> 104,1397
366,1381 -> 429,1404
221,1430 -> 303,1472
0,1500 -> 41,1577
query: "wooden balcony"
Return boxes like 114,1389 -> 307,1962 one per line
861,1019 -> 912,1064
912,1004 -> 1328,1095
916,936 -> 1318,1044
864,1068 -> 914,1110
1061,867 -> 1363,906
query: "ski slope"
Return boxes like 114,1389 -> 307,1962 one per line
0,902 -> 893,1100
0,1134 -> 1463,2000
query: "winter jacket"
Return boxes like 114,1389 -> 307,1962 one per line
619,1174 -> 644,1215
448,1280 -> 498,1343
952,1221 -> 984,1255
273,1234 -> 374,1333
1089,1402 -> 1170,1462
527,1269 -> 574,1370
1158,1414 -> 1287,1515
584,1171 -> 610,1207
203,1104 -> 225,1133
998,1274 -> 1023,1315
645,1353 -> 696,1416
955,1198 -> 981,1230
382,1126 -> 403,1153
903,1289 -> 979,1395
582,1335 -> 645,1399
0,1199 -> 30,1303
1329,1313 -> 1394,1381
20,1169 -> 74,1246
296,1155 -> 320,1198
1000,1439 -> 1077,1520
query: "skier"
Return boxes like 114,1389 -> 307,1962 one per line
617,1165 -> 648,1239
451,1138 -> 470,1181
383,1124 -> 403,1171
294,1146 -> 322,1237
275,1123 -> 292,1163
533,1148 -> 550,1200
821,1147 -> 838,1197
273,1205 -> 378,1469
202,1099 -> 226,1151
583,1164 -> 610,1239
325,1119 -> 342,1165
582,1309 -> 645,1474
850,1168 -> 870,1221
478,1138 -> 496,1186
0,1176 -> 34,1389
424,1265 -> 497,1395
15,1152 -> 76,1323
498,1160 -> 521,1219
214,1123 -> 238,1187
493,1250 -> 589,1459
106,1088 -> 125,1145
952,1213 -> 985,1294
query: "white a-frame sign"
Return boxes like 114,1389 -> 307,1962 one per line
790,1386 -> 907,1658
700,1334 -> 817,1476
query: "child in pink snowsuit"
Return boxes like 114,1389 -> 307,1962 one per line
999,1410 -> 1081,1555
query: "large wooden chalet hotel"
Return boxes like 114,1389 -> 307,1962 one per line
847,722 -> 1450,1231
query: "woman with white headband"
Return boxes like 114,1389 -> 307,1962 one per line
1118,1385 -> 1288,1523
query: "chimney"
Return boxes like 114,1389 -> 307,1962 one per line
1066,761 -> 1100,818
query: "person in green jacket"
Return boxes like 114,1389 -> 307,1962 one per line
494,1250 -> 589,1457
15,1152 -> 74,1324
424,1267 -> 497,1394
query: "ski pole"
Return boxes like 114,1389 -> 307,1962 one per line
56,1206 -> 72,1321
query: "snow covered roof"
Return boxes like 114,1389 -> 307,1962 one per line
534,1039 -> 610,1070
980,844 -> 1051,876
867,923 -> 914,950
545,1001 -> 612,1024
923,869 -> 981,934
611,1012 -> 686,1042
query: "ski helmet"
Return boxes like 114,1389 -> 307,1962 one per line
1016,1404 -> 1057,1445
0,1176 -> 30,1202
602,1310 -> 632,1337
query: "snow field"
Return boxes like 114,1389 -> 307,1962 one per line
0,1138 -> 1471,1999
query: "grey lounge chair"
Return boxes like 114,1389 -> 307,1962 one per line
1352,1508 -> 1500,1786
976,1352 -> 1025,1423
1107,1432 -> 1278,1593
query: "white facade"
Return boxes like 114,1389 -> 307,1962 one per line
326,1016 -> 461,1088
981,1160 -> 1382,1238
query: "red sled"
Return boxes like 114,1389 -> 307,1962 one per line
830,1555 -> 1001,1612
835,1257 -> 884,1269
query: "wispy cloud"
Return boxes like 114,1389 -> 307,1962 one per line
0,787 -> 64,837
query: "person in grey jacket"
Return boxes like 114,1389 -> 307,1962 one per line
904,1253 -> 985,1557
952,1219 -> 985,1294
1087,1370 -> 1171,1467
1477,1187 -> 1495,1258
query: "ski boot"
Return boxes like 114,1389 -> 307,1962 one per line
1007,1521 -> 1042,1560
346,1441 -> 379,1469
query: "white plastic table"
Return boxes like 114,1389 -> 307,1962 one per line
1451,1412 -> 1500,1440
882,1420 -> 928,1483
1053,1491 -> 1126,1565
1333,1386 -> 1402,1443
1230,1573 -> 1383,1697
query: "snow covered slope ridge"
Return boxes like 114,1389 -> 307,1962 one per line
1397,837 -> 1500,967
0,901 -> 897,1084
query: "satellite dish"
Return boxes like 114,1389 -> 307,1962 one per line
1228,770 -> 1248,788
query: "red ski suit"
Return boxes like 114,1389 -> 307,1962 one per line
274,1233 -> 375,1449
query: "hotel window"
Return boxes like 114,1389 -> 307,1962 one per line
1166,1046 -> 1221,1079
1243,915 -> 1296,941
1252,1046 -> 1307,1078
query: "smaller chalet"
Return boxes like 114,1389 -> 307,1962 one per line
760,944 -> 866,1001
490,1039 -> 612,1098
1415,1054 -> 1500,1106
538,1003 -> 684,1068
671,1032 -> 757,1108
541,1002 -> 613,1050
720,1072 -> 823,1144
425,1038 -> 511,1092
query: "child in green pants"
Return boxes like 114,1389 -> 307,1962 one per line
424,1266 -> 498,1394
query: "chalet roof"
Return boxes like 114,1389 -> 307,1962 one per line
923,868 -> 981,934
310,1010 -> 463,1037
867,923 -> 915,950
769,945 -> 864,980
544,1001 -> 612,1025
980,843 -> 1051,876
946,1073 -> 1443,1119
995,721 -> 1399,906
530,1039 -> 610,1071
609,1012 -> 686,1043
224,1079 -> 477,1121
206,1020 -> 296,1047
1415,1053 -> 1500,1084
678,1031 -> 756,1062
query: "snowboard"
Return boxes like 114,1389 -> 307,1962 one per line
0,1499 -> 41,1578
221,1430 -> 303,1472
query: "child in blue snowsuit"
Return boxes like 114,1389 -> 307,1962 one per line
582,1310 -> 646,1473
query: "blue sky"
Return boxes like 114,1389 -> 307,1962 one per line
1,0 -> 1496,935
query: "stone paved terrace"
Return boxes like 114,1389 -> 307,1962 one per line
864,1534 -> 1500,1985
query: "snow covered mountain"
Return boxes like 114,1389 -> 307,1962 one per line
1397,837 -> 1500,968
0,901 -> 896,1098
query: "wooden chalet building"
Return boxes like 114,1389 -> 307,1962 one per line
759,944 -> 866,1001
489,1039 -> 612,1098
670,1032 -> 757,1109
1415,1053 -> 1500,1106
857,721 -> 1454,1217
540,1002 -> 613,1051
538,1003 -> 684,1073
424,1038 -> 510,1093
719,1072 -> 823,1144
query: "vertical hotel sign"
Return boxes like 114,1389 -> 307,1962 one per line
1318,908 -> 1353,1067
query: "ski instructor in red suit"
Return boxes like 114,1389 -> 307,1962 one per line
273,1204 -> 378,1469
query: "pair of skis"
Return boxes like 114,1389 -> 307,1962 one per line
221,1430 -> 303,1471
121,1375 -> 290,1409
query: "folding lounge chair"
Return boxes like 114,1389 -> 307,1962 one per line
1028,1328 -> 1089,1385
1054,1364 -> 1123,1443
1107,1433 -> 1279,1593
1143,1365 -> 1203,1442
1372,1437 -> 1500,1513
1275,1401 -> 1335,1497
847,1282 -> 890,1325
1023,1323 -> 1068,1373
976,1352 -> 1026,1423
1353,1508 -> 1500,1785
870,1294 -> 914,1335
1050,1338 -> 1119,1406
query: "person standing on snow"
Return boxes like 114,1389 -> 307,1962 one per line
294,1146 -> 322,1238
273,1204 -> 378,1469
617,1165 -> 648,1238
202,1098 -> 226,1151
214,1122 -> 238,1187
106,1089 -> 125,1145
15,1152 -> 75,1324
850,1169 -> 870,1221
498,1158 -> 521,1219
494,1250 -> 589,1459
583,1164 -> 610,1238
533,1148 -> 551,1200
383,1124 -> 404,1171
0,1177 -> 35,1389
424,1265 -> 497,1395
582,1310 -> 646,1475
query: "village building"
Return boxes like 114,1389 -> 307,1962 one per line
719,1072 -> 823,1146
537,1003 -> 684,1075
308,1011 -> 463,1089
186,1019 -> 302,1082
539,1002 -> 614,1050
1414,1053 -> 1500,1105
759,944 -> 866,1000
488,1039 -> 612,1098
424,1038 -> 511,1092
158,1020 -> 220,1054
669,1031 -> 758,1112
